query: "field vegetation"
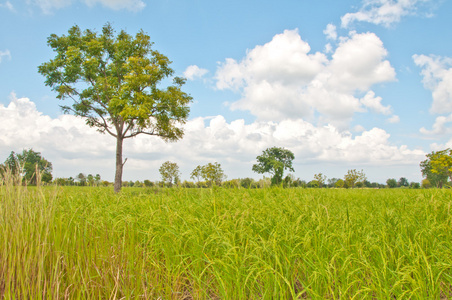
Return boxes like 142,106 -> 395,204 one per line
1,170 -> 452,299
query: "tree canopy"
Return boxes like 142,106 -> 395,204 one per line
38,23 -> 192,192
252,147 -> 295,186
420,149 -> 452,188
159,161 -> 180,187
3,149 -> 52,185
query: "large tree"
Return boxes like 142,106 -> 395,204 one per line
38,24 -> 192,192
252,147 -> 295,186
420,149 -> 452,187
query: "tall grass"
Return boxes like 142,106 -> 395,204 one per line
1,172 -> 452,299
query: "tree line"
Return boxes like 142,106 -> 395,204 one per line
3,146 -> 451,189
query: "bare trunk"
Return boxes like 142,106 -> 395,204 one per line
114,135 -> 124,193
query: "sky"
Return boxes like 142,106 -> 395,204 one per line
1,0 -> 452,183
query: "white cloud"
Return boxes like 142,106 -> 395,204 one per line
341,0 -> 433,28
27,0 -> 72,13
0,93 -> 424,181
413,54 -> 452,114
323,24 -> 337,40
183,65 -> 209,81
215,29 -> 396,128
360,90 -> 392,115
84,0 -> 145,11
0,49 -> 11,63
420,114 -> 452,135
387,115 -> 400,123
28,0 -> 145,13
0,1 -> 14,11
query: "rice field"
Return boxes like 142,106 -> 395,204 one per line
1,175 -> 452,299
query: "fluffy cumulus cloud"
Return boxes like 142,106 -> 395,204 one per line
341,0 -> 433,28
413,54 -> 452,115
215,29 -> 396,128
28,0 -> 145,13
0,93 -> 424,181
184,65 -> 209,81
323,24 -> 337,40
420,115 -> 452,135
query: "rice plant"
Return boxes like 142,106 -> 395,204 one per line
1,174 -> 452,299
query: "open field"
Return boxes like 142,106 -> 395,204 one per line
1,180 -> 452,299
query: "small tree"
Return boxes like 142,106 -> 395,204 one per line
38,24 -> 192,193
313,173 -> 326,188
398,177 -> 409,187
94,174 -> 101,186
190,165 -> 203,183
4,149 -> 53,185
201,162 -> 226,186
87,174 -> 95,186
252,147 -> 295,186
386,178 -> 397,188
76,173 -> 87,186
344,169 -> 366,188
159,161 -> 180,187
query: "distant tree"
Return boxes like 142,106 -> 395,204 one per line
344,169 -> 366,188
94,174 -> 101,186
54,178 -> 67,186
38,23 -> 192,193
68,177 -> 75,186
190,165 -> 203,183
159,161 -> 180,187
410,182 -> 420,189
201,162 -> 226,186
240,177 -> 254,188
386,178 -> 397,188
143,179 -> 154,187
307,180 -> 319,188
327,178 -> 340,188
335,179 -> 345,188
313,173 -> 326,188
252,147 -> 295,186
134,180 -> 143,187
398,177 -> 409,187
76,173 -> 87,186
87,174 -> 95,186
4,149 -> 53,185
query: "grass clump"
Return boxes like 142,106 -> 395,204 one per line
1,173 -> 452,299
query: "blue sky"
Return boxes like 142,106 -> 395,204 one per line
1,0 -> 452,183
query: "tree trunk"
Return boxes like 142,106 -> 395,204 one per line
114,135 -> 124,193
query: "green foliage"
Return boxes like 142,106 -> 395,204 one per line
422,178 -> 432,189
38,23 -> 192,192
344,169 -> 366,188
252,147 -> 295,186
2,180 -> 452,298
143,179 -> 154,187
201,162 -> 226,185
159,161 -> 180,187
335,179 -> 345,188
3,149 -> 53,185
386,178 -> 397,188
313,173 -> 326,188
420,149 -> 452,187
190,163 -> 226,186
